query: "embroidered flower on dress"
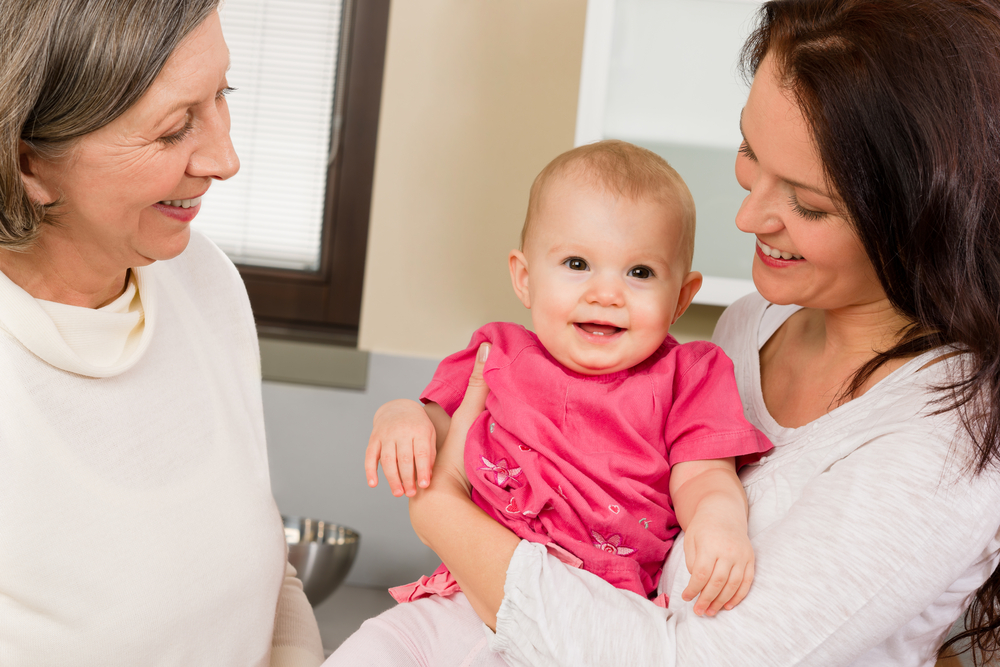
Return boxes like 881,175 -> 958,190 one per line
478,455 -> 524,488
591,530 -> 636,556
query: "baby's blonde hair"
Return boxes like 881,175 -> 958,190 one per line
521,140 -> 696,270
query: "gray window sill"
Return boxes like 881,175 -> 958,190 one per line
260,337 -> 368,390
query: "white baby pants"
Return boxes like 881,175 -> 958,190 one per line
323,592 -> 510,667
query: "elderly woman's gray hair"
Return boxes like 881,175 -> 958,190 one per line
0,0 -> 220,249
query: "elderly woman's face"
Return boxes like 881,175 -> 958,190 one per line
733,55 -> 884,311
27,11 -> 237,269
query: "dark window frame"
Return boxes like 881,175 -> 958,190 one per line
237,0 -> 390,347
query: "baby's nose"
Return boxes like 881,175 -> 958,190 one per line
584,274 -> 625,307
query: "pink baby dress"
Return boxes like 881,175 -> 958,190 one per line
390,322 -> 772,602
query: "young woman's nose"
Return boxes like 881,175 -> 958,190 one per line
734,175 -> 785,236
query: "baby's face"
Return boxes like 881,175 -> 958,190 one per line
510,173 -> 700,375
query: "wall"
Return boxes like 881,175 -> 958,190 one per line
357,0 -> 589,360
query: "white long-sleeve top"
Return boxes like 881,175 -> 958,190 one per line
488,293 -> 1000,666
0,231 -> 323,666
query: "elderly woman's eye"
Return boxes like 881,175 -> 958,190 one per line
564,257 -> 588,271
159,118 -> 193,145
628,266 -> 653,279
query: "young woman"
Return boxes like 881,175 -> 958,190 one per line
393,1 -> 1000,665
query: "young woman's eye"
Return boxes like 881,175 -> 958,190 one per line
628,266 -> 653,279
788,195 -> 827,220
738,141 -> 758,162
159,118 -> 193,145
564,257 -> 588,271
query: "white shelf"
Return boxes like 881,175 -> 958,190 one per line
575,0 -> 616,147
697,276 -> 758,307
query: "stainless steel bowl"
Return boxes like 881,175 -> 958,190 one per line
283,515 -> 360,606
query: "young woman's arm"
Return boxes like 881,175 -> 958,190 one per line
490,428 -> 1000,666
410,346 -> 1000,665
407,343 -> 520,627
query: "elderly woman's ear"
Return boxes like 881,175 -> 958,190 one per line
17,140 -> 56,207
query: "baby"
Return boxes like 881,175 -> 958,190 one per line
347,140 -> 771,664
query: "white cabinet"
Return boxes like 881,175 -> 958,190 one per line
577,0 -> 763,305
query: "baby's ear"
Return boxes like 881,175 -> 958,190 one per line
672,271 -> 703,324
508,250 -> 531,309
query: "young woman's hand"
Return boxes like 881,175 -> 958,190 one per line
428,342 -> 491,495
365,399 -> 438,497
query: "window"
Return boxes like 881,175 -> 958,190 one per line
198,0 -> 390,345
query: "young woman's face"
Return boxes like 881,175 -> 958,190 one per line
25,11 -> 238,273
734,55 -> 885,311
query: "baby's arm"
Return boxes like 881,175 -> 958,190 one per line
364,399 -> 451,497
668,457 -> 752,617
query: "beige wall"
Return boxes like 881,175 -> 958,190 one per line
358,0 -> 588,358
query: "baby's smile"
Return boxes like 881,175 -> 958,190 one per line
575,322 -> 624,337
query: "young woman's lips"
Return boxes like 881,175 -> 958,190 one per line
152,196 -> 203,223
575,322 -> 624,341
755,241 -> 805,268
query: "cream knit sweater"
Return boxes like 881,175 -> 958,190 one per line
0,231 -> 323,666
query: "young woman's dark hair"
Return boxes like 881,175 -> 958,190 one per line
741,0 -> 1000,663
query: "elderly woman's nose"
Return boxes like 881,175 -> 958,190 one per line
188,110 -> 239,180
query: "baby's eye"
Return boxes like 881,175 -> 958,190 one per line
628,266 -> 653,279
564,257 -> 588,271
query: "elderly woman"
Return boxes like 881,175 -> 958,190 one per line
345,0 -> 1000,665
0,1 -> 324,665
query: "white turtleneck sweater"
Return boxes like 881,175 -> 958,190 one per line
0,231 -> 324,666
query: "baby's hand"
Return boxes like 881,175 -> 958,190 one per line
365,399 -> 438,497
680,509 -> 754,616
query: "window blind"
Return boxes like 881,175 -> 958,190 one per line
194,0 -> 344,271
